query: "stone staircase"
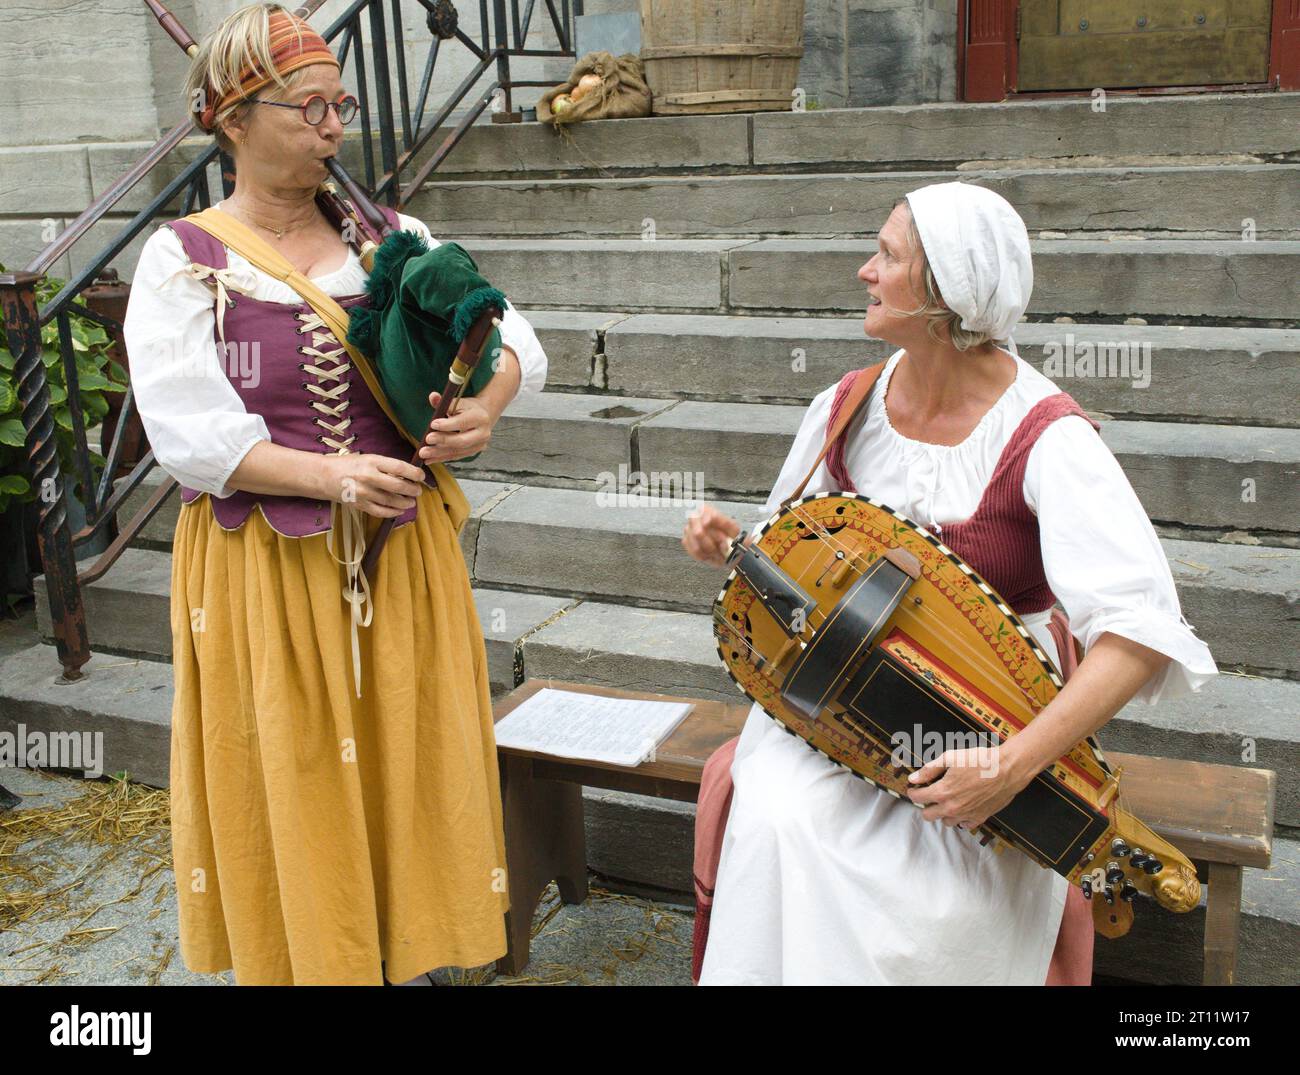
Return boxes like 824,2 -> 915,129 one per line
4,92 -> 1299,984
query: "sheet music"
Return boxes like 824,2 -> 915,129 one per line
493,689 -> 694,767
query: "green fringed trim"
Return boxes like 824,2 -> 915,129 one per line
451,285 -> 508,343
346,305 -> 375,354
347,229 -> 429,355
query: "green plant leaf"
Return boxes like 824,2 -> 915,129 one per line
0,381 -> 14,415
77,370 -> 111,392
0,473 -> 29,495
0,348 -> 14,371
81,392 -> 109,421
0,418 -> 26,447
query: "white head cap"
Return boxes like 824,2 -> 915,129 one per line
903,181 -> 1033,356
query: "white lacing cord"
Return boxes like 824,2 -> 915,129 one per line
183,263 -> 257,351
298,311 -> 372,699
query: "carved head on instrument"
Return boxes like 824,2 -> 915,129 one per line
1152,862 -> 1202,915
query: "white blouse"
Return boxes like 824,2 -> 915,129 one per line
751,347 -> 1217,704
123,204 -> 547,499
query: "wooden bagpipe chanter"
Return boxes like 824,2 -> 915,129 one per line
712,369 -> 1201,939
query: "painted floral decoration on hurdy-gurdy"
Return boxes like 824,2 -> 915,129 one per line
713,492 -> 1200,939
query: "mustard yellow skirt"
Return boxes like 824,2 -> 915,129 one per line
167,479 -> 508,985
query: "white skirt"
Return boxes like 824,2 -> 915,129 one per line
698,611 -> 1069,986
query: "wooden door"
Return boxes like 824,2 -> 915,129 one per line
960,0 -> 1295,99
1018,0 -> 1272,90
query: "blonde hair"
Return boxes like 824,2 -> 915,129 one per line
888,198 -> 994,352
184,3 -> 309,153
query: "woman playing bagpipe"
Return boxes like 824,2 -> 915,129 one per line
123,3 -> 547,985
681,182 -> 1217,985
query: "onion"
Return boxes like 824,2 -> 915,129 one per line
551,94 -> 574,117
570,73 -> 603,103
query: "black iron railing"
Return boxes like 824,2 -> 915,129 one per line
0,0 -> 582,678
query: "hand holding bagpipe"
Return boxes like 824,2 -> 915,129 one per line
358,301 -> 504,580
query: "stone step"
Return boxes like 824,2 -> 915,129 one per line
105,473 -> 1300,673
466,484 -> 1300,676
595,316 -> 1300,426
0,641 -> 175,787
627,402 -> 1300,534
465,392 -> 681,484
30,532 -> 570,684
466,393 -> 1300,535
427,93 -> 1300,179
110,469 -> 513,559
412,164 -> 1300,240
460,238 -> 1300,322
15,560 -> 1300,849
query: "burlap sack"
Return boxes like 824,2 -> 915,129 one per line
537,51 -> 652,124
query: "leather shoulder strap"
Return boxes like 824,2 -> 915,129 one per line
782,362 -> 885,506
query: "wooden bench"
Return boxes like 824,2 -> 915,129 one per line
493,679 -> 1276,985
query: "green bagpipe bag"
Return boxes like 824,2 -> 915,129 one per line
347,230 -> 507,459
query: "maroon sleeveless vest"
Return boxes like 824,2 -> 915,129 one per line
825,366 -> 1101,615
165,207 -> 422,537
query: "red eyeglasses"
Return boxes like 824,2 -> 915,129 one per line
247,93 -> 359,126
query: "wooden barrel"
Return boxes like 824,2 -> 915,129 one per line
639,0 -> 806,115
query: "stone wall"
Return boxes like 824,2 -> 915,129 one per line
0,0 -> 564,148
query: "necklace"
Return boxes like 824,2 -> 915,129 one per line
227,200 -> 313,240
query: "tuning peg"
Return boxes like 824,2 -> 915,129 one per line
1120,881 -> 1139,903
1080,877 -> 1093,900
1141,857 -> 1163,875
1110,838 -> 1131,857
1105,862 -> 1124,885
1103,885 -> 1115,905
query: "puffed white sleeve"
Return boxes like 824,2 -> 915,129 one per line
1024,415 -> 1218,704
122,226 -> 270,498
395,212 -> 548,401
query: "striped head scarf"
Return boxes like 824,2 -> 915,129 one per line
197,8 -> 338,133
